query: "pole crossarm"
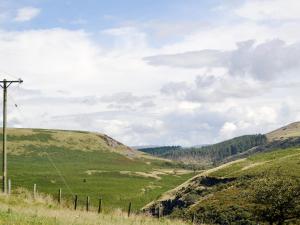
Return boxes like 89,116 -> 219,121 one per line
0,78 -> 23,193
0,79 -> 23,89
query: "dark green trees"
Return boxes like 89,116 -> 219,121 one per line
250,174 -> 300,225
163,134 -> 267,163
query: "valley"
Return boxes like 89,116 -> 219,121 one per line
1,122 -> 300,224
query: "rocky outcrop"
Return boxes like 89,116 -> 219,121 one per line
144,176 -> 236,217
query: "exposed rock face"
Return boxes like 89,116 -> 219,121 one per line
145,176 -> 236,217
100,134 -> 137,157
102,134 -> 123,148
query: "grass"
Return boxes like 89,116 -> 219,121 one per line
145,146 -> 300,224
266,121 -> 300,141
210,147 -> 300,178
0,128 -> 195,212
0,190 -> 189,225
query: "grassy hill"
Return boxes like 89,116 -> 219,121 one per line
143,146 -> 300,224
266,121 -> 300,141
0,128 -> 194,212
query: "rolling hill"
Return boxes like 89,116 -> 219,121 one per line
266,121 -> 300,141
143,122 -> 300,224
0,128 -> 195,211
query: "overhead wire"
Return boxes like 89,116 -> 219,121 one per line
6,86 -> 75,196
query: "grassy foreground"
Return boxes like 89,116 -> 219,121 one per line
0,189 -> 189,225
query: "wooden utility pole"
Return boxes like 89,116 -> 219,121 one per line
0,78 -> 23,193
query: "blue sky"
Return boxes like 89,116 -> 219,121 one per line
3,0 -> 223,28
1,0 -> 237,46
1,0 -> 300,146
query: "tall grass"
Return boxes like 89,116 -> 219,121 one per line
0,189 -> 189,225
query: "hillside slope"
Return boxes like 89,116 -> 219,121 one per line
143,147 -> 300,224
266,121 -> 300,141
0,128 -> 194,211
3,128 -> 141,158
142,135 -> 267,165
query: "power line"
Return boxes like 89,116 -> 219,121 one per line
8,88 -> 75,196
45,153 -> 74,196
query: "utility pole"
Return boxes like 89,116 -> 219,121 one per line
0,78 -> 23,193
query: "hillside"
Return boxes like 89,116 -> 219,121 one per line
142,135 -> 267,166
0,128 -> 194,211
138,146 -> 182,156
143,147 -> 300,224
266,121 -> 300,141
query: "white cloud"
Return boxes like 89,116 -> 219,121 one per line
161,74 -> 265,103
1,24 -> 299,146
14,7 -> 40,22
146,39 -> 300,81
235,0 -> 300,21
220,122 -> 237,139
1,1 -> 300,146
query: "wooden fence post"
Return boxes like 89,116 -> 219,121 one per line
192,213 -> 196,224
33,184 -> 36,199
98,198 -> 102,213
58,188 -> 62,204
74,195 -> 78,210
127,202 -> 132,217
86,196 -> 90,211
7,179 -> 11,195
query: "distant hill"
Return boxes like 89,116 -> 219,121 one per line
142,122 -> 300,165
138,146 -> 182,156
141,135 -> 267,165
162,134 -> 267,165
266,121 -> 300,141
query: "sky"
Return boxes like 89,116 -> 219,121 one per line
1,0 -> 300,146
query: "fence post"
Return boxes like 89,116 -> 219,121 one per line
86,196 -> 89,211
58,188 -> 62,204
7,179 -> 11,195
192,213 -> 196,224
74,195 -> 78,210
127,202 -> 132,217
157,206 -> 160,219
33,184 -> 37,199
98,198 -> 102,213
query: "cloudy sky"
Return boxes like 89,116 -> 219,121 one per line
1,0 -> 300,146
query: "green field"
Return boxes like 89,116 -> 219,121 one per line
0,128 -> 194,212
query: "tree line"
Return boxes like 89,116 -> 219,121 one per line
140,134 -> 267,164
